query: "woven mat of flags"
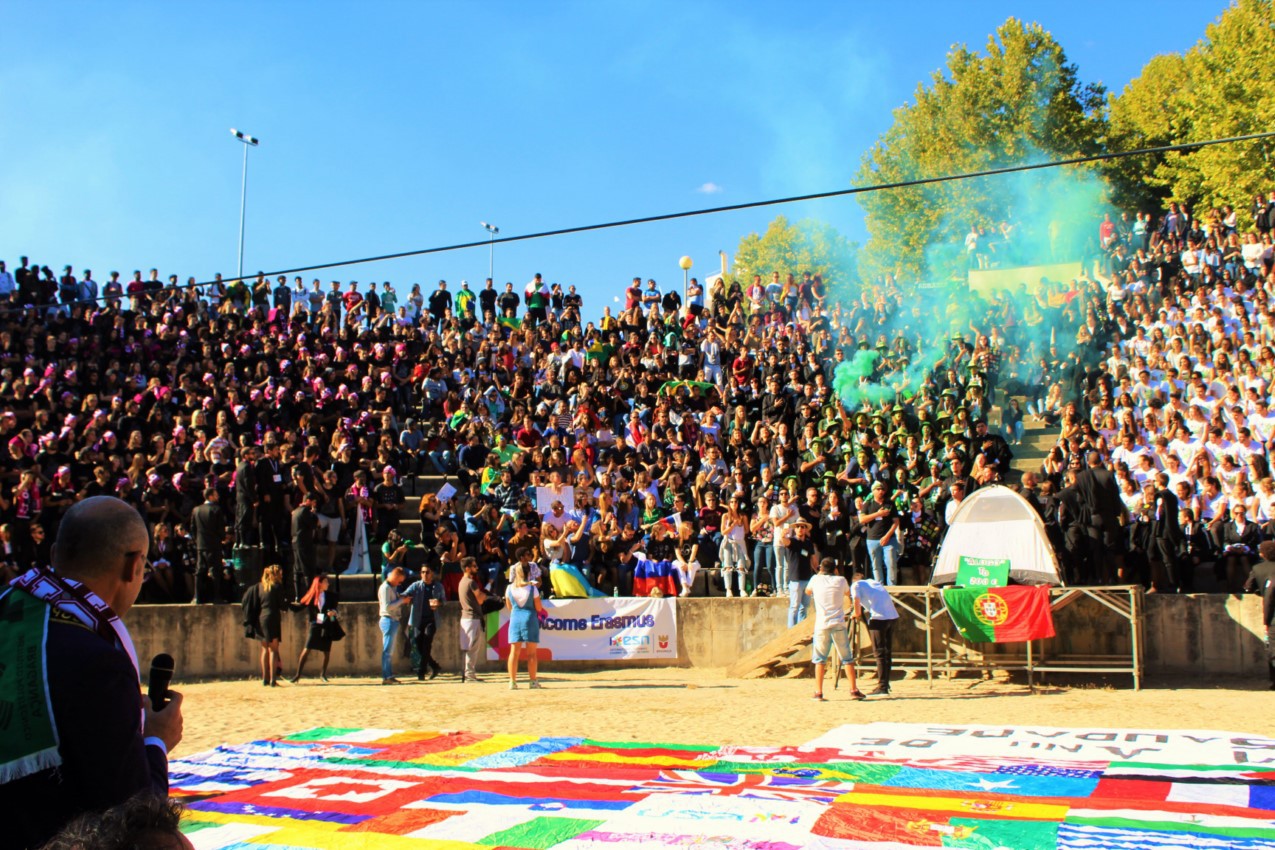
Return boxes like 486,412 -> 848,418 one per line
173,723 -> 1275,849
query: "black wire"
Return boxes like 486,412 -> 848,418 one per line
12,130 -> 1275,316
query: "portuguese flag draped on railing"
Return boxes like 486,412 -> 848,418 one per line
942,586 -> 1056,643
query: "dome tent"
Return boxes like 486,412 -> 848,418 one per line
930,485 -> 1063,587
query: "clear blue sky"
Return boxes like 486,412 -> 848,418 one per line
1,1 -> 1225,309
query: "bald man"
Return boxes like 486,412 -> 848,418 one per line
0,496 -> 184,850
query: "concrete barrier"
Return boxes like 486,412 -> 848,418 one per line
128,593 -> 1271,682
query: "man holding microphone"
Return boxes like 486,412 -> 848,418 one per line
0,497 -> 184,850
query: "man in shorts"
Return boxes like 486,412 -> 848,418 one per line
805,557 -> 864,701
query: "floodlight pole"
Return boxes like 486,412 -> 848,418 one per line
231,128 -> 260,280
482,222 -> 500,282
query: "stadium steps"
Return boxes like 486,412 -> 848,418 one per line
991,396 -> 1059,479
725,616 -> 875,680
726,616 -> 816,679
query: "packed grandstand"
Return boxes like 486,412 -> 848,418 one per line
0,199 -> 1270,606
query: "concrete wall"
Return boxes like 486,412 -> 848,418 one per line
128,597 -> 793,680
128,593 -> 1271,682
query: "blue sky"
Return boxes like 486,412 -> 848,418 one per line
1,1 -> 1225,309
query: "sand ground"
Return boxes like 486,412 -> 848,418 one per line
174,667 -> 1275,756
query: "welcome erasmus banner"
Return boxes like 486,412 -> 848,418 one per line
486,596 -> 678,661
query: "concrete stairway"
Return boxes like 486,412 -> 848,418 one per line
330,472 -> 449,602
991,398 -> 1058,481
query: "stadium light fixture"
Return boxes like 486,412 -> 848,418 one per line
230,128 -> 260,280
679,255 -> 693,305
482,222 -> 499,283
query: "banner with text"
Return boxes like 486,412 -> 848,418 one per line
486,596 -> 678,661
805,722 -> 1275,767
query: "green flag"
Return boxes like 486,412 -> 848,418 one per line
0,589 -> 61,781
497,316 -> 522,331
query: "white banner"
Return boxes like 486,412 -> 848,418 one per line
806,722 -> 1275,767
486,597 -> 677,661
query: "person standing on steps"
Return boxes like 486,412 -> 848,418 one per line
291,492 -> 320,601
190,487 -> 229,604
851,568 -> 900,696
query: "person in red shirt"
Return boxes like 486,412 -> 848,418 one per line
342,282 -> 364,324
1099,212 -> 1117,250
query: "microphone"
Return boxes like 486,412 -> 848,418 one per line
148,653 -> 175,711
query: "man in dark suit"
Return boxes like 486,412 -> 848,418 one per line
1057,470 -> 1087,585
0,497 -> 184,850
190,488 -> 228,604
1073,451 -> 1125,584
291,492 -> 320,600
254,437 -> 289,565
1146,474 -> 1184,593
234,444 -> 259,547
1245,541 -> 1275,690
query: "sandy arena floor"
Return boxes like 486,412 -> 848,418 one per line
174,667 -> 1275,756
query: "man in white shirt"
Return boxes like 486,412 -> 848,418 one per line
852,570 -> 900,696
1249,400 -> 1275,444
1111,433 -> 1150,470
0,260 -> 13,301
805,558 -> 862,701
77,269 -> 98,305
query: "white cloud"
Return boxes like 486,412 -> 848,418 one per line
696,182 -> 723,195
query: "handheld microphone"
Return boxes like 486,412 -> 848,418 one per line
148,653 -> 175,711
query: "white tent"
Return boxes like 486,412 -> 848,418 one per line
930,485 -> 1063,587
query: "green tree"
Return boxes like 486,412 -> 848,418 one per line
733,215 -> 858,288
1104,53 -> 1192,211
856,18 -> 1107,282
1108,0 -> 1275,222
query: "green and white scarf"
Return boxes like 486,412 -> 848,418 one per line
0,568 -> 138,783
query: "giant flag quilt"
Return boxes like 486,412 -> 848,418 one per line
172,724 -> 1275,849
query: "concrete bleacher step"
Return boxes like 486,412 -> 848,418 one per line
992,395 -> 1058,478
1012,426 -> 1056,475
332,573 -> 380,602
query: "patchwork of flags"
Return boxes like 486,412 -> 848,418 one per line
173,726 -> 1275,849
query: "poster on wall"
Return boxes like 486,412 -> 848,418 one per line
485,596 -> 677,661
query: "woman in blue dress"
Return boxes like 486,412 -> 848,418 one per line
506,565 -> 548,690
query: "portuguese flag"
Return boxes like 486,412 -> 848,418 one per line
942,586 -> 1055,643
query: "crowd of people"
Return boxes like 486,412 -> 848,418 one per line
1029,197 -> 1275,594
12,195 -> 1275,848
3,193 -> 1275,621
